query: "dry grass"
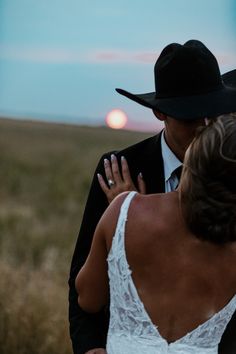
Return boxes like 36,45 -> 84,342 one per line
0,261 -> 70,354
0,117 -> 153,354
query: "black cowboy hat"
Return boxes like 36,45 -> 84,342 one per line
116,40 -> 236,120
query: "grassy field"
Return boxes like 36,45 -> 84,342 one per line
0,117 -> 152,354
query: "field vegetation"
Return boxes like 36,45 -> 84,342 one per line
0,117 -> 152,354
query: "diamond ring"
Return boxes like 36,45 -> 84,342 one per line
108,179 -> 115,187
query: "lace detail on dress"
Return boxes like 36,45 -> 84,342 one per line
106,191 -> 236,354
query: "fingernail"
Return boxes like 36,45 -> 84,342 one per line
111,154 -> 115,161
121,156 -> 125,161
97,173 -> 101,178
104,158 -> 109,165
139,172 -> 143,178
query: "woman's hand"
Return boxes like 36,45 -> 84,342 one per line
97,154 -> 146,203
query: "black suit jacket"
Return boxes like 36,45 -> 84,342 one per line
68,132 -> 236,354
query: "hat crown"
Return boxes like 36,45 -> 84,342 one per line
116,40 -> 236,120
154,40 -> 222,97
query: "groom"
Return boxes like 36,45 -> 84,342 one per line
68,40 -> 236,354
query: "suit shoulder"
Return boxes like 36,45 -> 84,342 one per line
117,132 -> 162,157
97,132 -> 161,160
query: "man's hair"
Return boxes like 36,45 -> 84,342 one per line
180,113 -> 236,244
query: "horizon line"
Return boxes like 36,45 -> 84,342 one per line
0,111 -> 161,133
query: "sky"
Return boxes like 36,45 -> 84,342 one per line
0,0 -> 235,131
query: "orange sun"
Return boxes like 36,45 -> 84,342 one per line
106,109 -> 128,129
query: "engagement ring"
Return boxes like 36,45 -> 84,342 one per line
108,179 -> 115,187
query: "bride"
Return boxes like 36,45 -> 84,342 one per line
76,114 -> 236,354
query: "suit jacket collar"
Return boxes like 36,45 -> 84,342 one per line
141,131 -> 165,193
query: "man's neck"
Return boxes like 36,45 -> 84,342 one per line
163,130 -> 185,162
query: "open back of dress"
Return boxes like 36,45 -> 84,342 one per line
106,192 -> 236,354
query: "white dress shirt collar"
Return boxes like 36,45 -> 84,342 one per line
161,131 -> 182,191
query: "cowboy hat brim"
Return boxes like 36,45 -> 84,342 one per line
116,69 -> 236,120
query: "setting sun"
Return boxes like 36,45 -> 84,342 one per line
106,109 -> 128,129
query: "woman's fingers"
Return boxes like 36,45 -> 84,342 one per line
137,172 -> 146,194
97,173 -> 110,194
103,158 -> 114,185
97,173 -> 115,203
98,155 -> 123,204
121,156 -> 133,186
98,155 -> 146,204
110,154 -> 122,184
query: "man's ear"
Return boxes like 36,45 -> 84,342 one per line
152,110 -> 167,121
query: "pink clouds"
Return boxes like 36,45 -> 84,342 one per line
0,44 -> 235,69
88,50 -> 157,64
0,44 -> 157,64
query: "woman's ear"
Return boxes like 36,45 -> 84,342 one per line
152,110 -> 167,121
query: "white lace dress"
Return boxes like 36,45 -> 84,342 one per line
106,191 -> 236,354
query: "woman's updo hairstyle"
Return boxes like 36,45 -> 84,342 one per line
180,114 -> 236,244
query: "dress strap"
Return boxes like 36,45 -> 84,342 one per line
110,191 -> 137,255
117,191 -> 137,228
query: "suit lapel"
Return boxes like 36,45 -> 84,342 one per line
140,132 -> 165,194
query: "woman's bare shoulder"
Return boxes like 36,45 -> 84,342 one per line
130,191 -> 179,214
98,192 -> 135,240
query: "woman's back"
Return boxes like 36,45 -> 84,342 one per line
106,191 -> 236,353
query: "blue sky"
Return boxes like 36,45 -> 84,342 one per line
0,0 -> 235,131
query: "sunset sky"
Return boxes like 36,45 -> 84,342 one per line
0,0 -> 235,131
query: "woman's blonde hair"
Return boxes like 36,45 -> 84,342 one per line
180,113 -> 236,243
